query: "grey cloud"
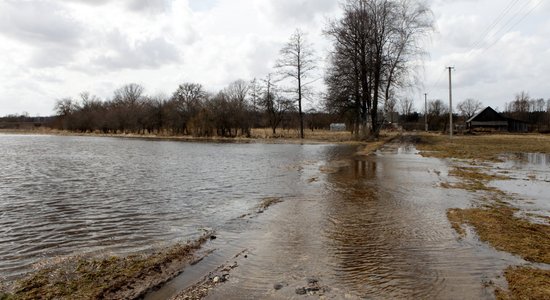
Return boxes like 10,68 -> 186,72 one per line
29,46 -> 79,69
266,0 -> 338,23
62,0 -> 111,5
126,0 -> 167,13
93,31 -> 181,70
64,0 -> 167,13
0,0 -> 83,46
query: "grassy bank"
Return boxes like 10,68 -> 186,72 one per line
416,133 -> 550,161
417,133 -> 550,298
0,234 -> 213,300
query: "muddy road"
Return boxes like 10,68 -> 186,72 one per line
148,137 -> 534,299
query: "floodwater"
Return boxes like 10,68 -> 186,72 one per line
0,134 -> 345,281
490,152 -> 550,218
1,134 -> 540,299
150,139 -> 528,300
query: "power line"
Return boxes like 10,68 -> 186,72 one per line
426,68 -> 447,95
479,0 -> 543,55
468,0 -> 520,51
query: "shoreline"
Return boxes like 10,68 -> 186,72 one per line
0,128 -> 369,145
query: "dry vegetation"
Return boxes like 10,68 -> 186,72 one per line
418,133 -> 550,299
249,128 -> 358,143
0,234 -> 212,300
495,267 -> 550,300
441,166 -> 510,192
416,133 -> 550,161
447,204 -> 550,264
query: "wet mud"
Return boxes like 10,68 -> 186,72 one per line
150,136 -> 535,299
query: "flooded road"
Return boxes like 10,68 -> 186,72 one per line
152,139 -> 527,299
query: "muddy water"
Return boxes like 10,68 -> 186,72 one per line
490,152 -> 550,218
0,134 -> 344,281
163,140 -> 524,300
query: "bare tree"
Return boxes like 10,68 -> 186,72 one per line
261,74 -> 293,135
325,0 -> 433,139
171,83 -> 206,134
225,80 -> 251,136
384,95 -> 397,123
248,78 -> 263,128
457,98 -> 483,120
55,98 -> 77,117
275,29 -> 316,139
249,78 -> 262,113
398,97 -> 414,117
114,83 -> 144,106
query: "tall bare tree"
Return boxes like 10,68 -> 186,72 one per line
325,0 -> 433,139
457,98 -> 483,120
275,29 -> 316,139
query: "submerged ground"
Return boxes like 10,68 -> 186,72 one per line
1,132 -> 549,299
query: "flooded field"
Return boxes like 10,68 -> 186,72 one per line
150,138 -> 547,299
0,134 -> 347,281
2,134 -> 548,299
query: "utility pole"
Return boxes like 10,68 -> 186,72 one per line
424,93 -> 428,132
447,67 -> 454,138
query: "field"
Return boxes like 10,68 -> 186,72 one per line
417,132 -> 550,299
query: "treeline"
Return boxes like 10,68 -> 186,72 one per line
0,114 -> 55,130
396,93 -> 550,133
54,80 -> 334,137
503,91 -> 550,132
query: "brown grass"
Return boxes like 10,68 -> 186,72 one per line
1,234 -> 212,300
250,128 -> 356,142
417,133 -> 550,161
448,205 -> 550,264
495,267 -> 550,300
441,167 -> 510,192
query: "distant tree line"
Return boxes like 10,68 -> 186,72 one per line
396,92 -> 550,133
0,113 -> 55,130
53,80 -> 335,137
503,91 -> 550,132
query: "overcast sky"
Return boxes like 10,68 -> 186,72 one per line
0,0 -> 549,116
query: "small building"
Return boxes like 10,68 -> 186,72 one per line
330,123 -> 347,131
466,106 -> 529,133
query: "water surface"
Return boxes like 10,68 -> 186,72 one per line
0,134 -> 343,280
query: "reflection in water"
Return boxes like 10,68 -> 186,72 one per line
322,147 -> 521,299
518,152 -> 550,166
202,142 -> 521,300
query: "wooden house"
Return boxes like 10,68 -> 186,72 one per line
466,106 -> 529,132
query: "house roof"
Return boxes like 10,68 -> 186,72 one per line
466,106 -> 506,123
467,106 -> 530,125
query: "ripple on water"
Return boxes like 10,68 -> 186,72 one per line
0,134 -> 342,280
